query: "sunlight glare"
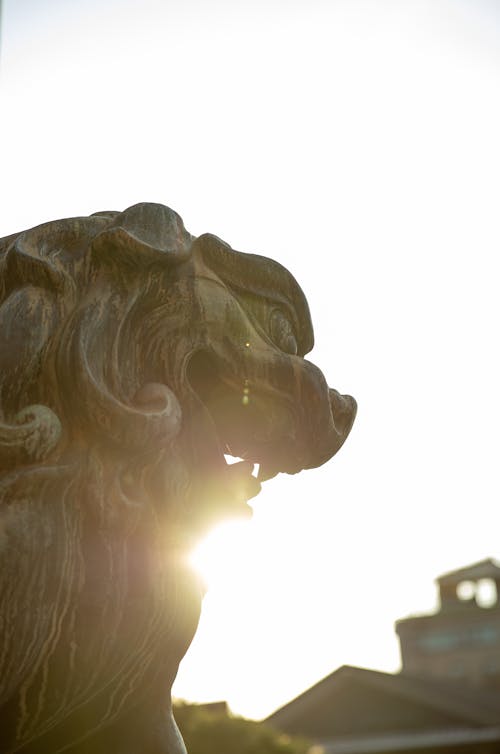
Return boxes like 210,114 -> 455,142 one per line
189,520 -> 253,590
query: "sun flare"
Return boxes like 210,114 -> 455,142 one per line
189,519 -> 254,591
188,454 -> 261,588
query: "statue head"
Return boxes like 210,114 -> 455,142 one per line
0,204 -> 355,752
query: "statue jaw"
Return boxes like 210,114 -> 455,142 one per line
180,341 -> 356,535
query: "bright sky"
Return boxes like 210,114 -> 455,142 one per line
1,0 -> 500,722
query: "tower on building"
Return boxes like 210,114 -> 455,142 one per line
396,558 -> 500,687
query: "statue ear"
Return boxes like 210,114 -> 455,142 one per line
91,203 -> 192,268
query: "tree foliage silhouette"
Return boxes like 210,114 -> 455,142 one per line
174,701 -> 312,754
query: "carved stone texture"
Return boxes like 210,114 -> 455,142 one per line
0,204 -> 356,754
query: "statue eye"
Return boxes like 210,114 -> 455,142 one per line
269,310 -> 298,355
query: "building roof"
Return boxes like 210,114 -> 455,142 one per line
265,665 -> 500,748
437,558 -> 500,586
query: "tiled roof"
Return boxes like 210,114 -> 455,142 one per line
265,665 -> 500,732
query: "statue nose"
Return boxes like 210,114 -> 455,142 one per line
329,388 -> 357,438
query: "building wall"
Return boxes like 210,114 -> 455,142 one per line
397,607 -> 500,686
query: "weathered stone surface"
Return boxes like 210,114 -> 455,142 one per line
0,203 -> 356,753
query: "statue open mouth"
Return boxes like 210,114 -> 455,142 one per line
185,341 -> 356,528
185,350 -> 267,522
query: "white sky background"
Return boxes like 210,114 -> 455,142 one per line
1,0 -> 500,721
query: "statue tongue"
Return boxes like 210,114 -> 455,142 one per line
203,459 -> 261,521
224,459 -> 261,503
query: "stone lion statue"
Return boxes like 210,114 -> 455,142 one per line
0,203 -> 356,754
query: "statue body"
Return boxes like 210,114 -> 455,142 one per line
0,204 -> 355,753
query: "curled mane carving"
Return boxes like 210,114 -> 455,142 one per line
0,204 -> 190,467
0,204 -> 198,752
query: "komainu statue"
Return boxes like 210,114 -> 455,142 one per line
0,204 -> 356,753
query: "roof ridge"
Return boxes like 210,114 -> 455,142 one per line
264,666 -> 500,727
